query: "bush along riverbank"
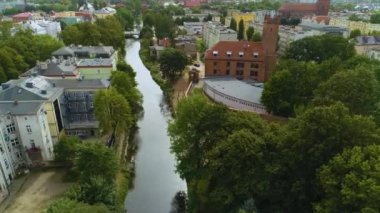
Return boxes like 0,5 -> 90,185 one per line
45,56 -> 142,212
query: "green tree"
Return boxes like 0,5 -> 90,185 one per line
276,103 -> 380,212
110,71 -> 142,118
159,48 -> 188,80
350,29 -> 362,38
238,19 -> 245,40
54,136 -> 81,165
154,15 -> 176,40
284,34 -> 355,63
116,7 -> 135,30
229,17 -> 237,31
74,143 -> 118,183
370,13 -> 380,24
96,16 -> 125,49
252,32 -> 262,42
314,68 -> 380,115
349,14 -> 362,21
60,25 -> 82,45
46,198 -> 111,213
315,145 -> 380,212
94,88 -> 132,136
246,26 -> 254,41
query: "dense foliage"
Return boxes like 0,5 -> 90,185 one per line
0,22 -> 63,83
159,48 -> 188,80
61,16 -> 124,49
169,92 -> 380,212
262,34 -> 379,117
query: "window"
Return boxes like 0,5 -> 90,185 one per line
253,52 -> 259,58
250,71 -> 258,76
213,62 -> 218,66
236,63 -> 245,68
213,51 -> 218,56
236,70 -> 244,76
4,159 -> 8,169
16,152 -> 22,158
26,125 -> 32,133
6,124 -> 15,134
226,70 -> 230,75
213,69 -> 217,74
226,62 -> 230,67
30,140 -> 35,148
226,51 -> 232,57
238,51 -> 244,57
11,138 -> 19,147
251,63 -> 259,69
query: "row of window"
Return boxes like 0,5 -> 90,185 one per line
212,70 -> 259,77
213,62 -> 260,69
69,114 -> 96,122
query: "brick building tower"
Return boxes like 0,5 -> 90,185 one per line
262,15 -> 280,80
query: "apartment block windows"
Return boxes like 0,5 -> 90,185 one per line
226,62 -> 230,67
30,140 -> 36,148
26,125 -> 32,133
6,124 -> 15,134
11,138 -> 19,147
236,70 -> 244,76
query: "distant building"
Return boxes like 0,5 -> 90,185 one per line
22,20 -> 61,38
183,22 -> 203,35
12,12 -> 32,22
368,47 -> 380,60
278,0 -> 330,18
52,45 -> 117,62
203,21 -> 237,48
204,15 -> 280,82
77,58 -> 115,79
21,57 -> 79,79
354,36 -> 380,55
48,78 -> 109,137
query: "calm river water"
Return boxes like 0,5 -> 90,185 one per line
124,39 -> 187,213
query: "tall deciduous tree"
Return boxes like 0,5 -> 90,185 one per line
94,88 -> 132,136
74,143 -> 118,183
110,71 -> 142,119
284,34 -> 355,63
54,136 -> 81,165
238,19 -> 245,40
314,68 -> 380,115
159,48 -> 188,80
246,26 -> 254,41
316,145 -> 380,212
229,18 -> 237,31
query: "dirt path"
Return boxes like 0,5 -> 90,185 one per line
5,169 -> 72,213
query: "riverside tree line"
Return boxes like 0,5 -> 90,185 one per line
169,35 -> 380,212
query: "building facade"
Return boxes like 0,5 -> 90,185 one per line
183,22 -> 204,35
203,21 -> 237,48
204,15 -> 280,82
278,0 -> 330,18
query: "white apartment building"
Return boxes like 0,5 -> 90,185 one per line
183,22 -> 204,35
203,21 -> 237,48
21,20 -> 62,38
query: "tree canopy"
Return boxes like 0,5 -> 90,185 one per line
229,18 -> 237,31
159,48 -> 188,80
238,19 -> 244,40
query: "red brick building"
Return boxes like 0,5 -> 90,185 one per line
278,0 -> 330,18
204,15 -> 280,82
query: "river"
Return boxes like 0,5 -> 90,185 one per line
124,39 -> 187,213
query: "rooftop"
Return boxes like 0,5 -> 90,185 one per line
77,58 -> 113,67
204,77 -> 263,104
279,3 -> 317,12
355,36 -> 380,45
52,46 -> 115,58
0,101 -> 43,115
205,41 -> 264,60
47,78 -> 110,89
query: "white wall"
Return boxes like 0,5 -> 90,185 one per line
203,84 -> 266,114
15,107 -> 54,162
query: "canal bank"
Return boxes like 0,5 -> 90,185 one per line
124,40 -> 187,212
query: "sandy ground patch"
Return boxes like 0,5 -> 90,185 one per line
5,169 -> 72,213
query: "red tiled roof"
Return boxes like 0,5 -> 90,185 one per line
279,3 -> 317,12
12,12 -> 32,18
205,41 -> 265,61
